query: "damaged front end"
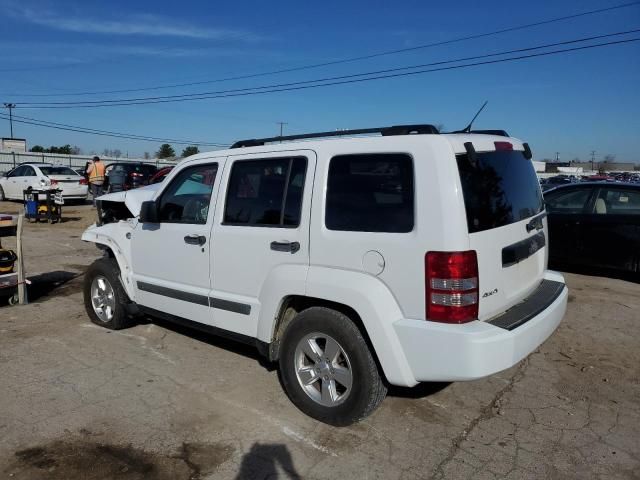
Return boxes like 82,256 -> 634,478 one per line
94,183 -> 161,225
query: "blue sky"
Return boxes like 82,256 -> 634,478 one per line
1,0 -> 639,161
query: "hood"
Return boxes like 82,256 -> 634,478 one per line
97,183 -> 161,216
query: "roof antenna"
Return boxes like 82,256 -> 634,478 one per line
461,100 -> 488,133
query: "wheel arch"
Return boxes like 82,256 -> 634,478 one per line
82,226 -> 135,300
263,266 -> 418,387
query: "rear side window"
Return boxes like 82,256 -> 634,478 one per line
223,157 -> 307,227
595,188 -> 640,215
326,154 -> 414,233
457,150 -> 544,233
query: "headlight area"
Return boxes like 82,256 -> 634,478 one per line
97,200 -> 134,225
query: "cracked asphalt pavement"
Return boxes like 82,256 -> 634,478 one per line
0,204 -> 639,479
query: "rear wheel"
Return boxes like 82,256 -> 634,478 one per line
0,186 -> 5,201
279,307 -> 387,426
83,258 -> 134,330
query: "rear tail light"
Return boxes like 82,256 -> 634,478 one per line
50,179 -> 58,186
425,251 -> 479,323
79,178 -> 88,185
494,141 -> 513,151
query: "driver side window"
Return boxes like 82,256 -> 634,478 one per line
158,163 -> 218,224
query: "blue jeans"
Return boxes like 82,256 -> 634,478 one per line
90,183 -> 103,206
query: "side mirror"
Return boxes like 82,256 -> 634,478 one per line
139,201 -> 159,223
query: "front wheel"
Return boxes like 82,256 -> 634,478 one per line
279,307 -> 387,426
83,258 -> 134,330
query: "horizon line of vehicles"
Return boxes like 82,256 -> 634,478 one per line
0,161 -> 172,202
540,172 -> 640,191
0,159 -> 636,279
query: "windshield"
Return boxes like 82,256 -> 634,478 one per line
40,166 -> 79,176
456,150 -> 544,233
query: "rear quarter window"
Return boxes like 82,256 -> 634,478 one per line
325,153 -> 414,233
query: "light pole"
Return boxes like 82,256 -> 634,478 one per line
277,121 -> 287,137
3,103 -> 15,138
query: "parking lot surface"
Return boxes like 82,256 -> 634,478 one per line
0,204 -> 638,479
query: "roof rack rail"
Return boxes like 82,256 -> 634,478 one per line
230,124 -> 439,149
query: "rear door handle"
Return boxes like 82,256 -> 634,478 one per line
184,234 -> 206,246
270,241 -> 300,253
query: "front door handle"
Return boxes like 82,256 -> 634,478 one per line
184,234 -> 206,246
270,241 -> 300,253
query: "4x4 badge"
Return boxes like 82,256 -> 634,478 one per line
482,288 -> 498,298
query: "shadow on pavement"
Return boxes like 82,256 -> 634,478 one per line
235,443 -> 302,480
27,270 -> 82,302
387,381 -> 451,398
146,316 -> 277,372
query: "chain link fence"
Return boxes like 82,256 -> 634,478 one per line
0,151 -> 177,173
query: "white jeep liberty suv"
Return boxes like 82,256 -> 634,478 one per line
82,124 -> 568,426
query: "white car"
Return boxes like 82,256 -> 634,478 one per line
81,125 -> 568,425
0,163 -> 89,201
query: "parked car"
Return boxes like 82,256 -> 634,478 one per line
545,182 -> 640,276
103,163 -> 157,192
0,163 -> 88,201
82,125 -> 568,425
149,166 -> 174,184
541,175 -> 573,191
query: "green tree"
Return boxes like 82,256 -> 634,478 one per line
48,144 -> 72,154
30,145 -> 45,152
156,143 -> 175,159
181,146 -> 199,157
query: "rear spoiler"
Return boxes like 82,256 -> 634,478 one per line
463,141 -> 533,160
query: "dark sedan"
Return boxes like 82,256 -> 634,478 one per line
104,162 -> 157,192
544,182 -> 640,276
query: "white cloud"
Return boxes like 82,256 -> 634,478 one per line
5,3 -> 259,41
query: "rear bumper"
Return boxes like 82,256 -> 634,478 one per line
393,271 -> 567,383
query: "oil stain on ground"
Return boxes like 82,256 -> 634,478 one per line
5,439 -> 234,480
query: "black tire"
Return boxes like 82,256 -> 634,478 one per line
0,186 -> 5,201
279,307 -> 387,426
83,257 -> 135,330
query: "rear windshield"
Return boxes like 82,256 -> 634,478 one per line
456,150 -> 543,233
39,166 -> 78,176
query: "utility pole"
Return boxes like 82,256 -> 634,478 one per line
590,150 -> 596,172
3,103 -> 16,138
277,122 -> 288,138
